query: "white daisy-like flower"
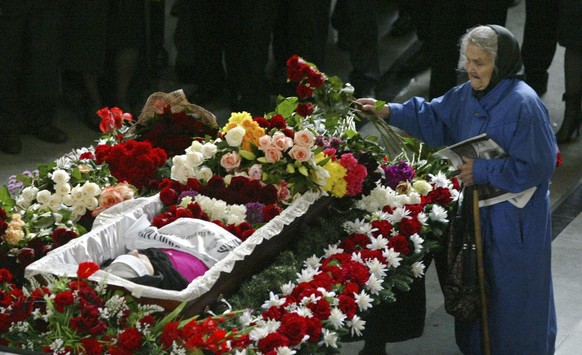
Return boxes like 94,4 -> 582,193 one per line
295,306 -> 313,318
429,204 -> 449,223
347,315 -> 366,336
239,309 -> 255,327
319,329 -> 339,348
49,338 -> 65,352
354,290 -> 374,312
304,255 -> 321,270
281,282 -> 296,296
382,248 -> 402,269
261,291 -> 286,310
366,258 -> 388,278
367,235 -> 389,250
323,243 -> 344,258
365,274 -> 384,295
317,287 -> 336,299
275,346 -> 297,355
417,211 -> 428,225
328,308 -> 347,329
387,206 -> 411,224
429,171 -> 451,188
351,252 -> 364,264
410,233 -> 424,254
411,261 -> 426,278
296,267 -> 318,283
342,218 -> 374,236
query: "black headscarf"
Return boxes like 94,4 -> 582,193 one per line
473,25 -> 525,98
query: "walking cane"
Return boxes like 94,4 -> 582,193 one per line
472,188 -> 491,355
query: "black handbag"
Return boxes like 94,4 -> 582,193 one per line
442,187 -> 482,321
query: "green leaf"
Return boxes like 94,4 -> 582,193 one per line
0,185 -> 15,211
275,97 -> 299,117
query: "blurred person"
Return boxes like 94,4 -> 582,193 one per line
358,25 -> 557,354
61,0 -> 147,131
555,0 -> 582,143
0,0 -> 67,154
521,0 -> 559,96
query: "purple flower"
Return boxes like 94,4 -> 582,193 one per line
245,202 -> 265,224
177,190 -> 199,202
382,160 -> 415,190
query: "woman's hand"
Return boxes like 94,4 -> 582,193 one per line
355,98 -> 391,120
457,157 -> 475,186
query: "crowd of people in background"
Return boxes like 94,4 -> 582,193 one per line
1,0 -> 580,156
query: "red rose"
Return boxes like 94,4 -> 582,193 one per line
16,248 -> 35,267
77,261 -> 100,279
52,228 -> 78,249
305,316 -> 323,343
262,204 -> 282,222
258,332 -> 290,353
296,102 -> 314,117
269,114 -> 287,129
307,69 -> 324,88
388,234 -> 411,255
79,151 -> 95,160
254,116 -> 270,128
427,186 -> 453,206
0,269 -> 13,284
262,306 -> 283,321
296,84 -> 314,99
398,217 -> 422,236
279,313 -> 308,346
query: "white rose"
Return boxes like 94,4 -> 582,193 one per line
196,166 -> 214,182
225,126 -> 246,147
82,182 -> 101,197
83,195 -> 99,210
51,169 -> 70,185
186,151 -> 205,167
200,143 -> 218,159
412,180 -> 433,196
70,185 -> 84,201
171,164 -> 193,185
36,190 -> 51,204
294,129 -> 316,147
21,186 -> 38,202
54,183 -> 71,196
61,194 -> 73,206
48,193 -> 63,211
186,140 -> 203,154
71,204 -> 87,217
16,198 -> 30,209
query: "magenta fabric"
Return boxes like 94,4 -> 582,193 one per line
160,248 -> 208,282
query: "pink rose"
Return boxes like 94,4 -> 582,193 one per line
272,132 -> 293,151
263,147 -> 283,163
288,145 -> 312,162
258,135 -> 273,150
293,129 -> 315,147
220,151 -> 242,171
91,182 -> 135,217
248,164 -> 263,180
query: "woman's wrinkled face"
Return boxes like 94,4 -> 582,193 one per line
465,43 -> 495,91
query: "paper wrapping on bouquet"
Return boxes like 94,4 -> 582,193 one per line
134,89 -> 217,128
24,190 -> 324,312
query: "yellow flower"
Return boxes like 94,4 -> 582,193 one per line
223,112 -> 265,151
322,160 -> 348,198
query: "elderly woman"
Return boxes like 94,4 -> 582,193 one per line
358,25 -> 557,354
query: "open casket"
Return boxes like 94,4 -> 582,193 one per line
24,190 -> 329,316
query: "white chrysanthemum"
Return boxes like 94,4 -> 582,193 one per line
411,261 -> 426,278
304,255 -> 321,270
186,151 -> 205,167
429,204 -> 449,223
296,267 -> 318,283
225,126 -> 246,147
21,186 -> 38,202
36,190 -> 51,204
387,206 -> 411,224
382,248 -> 402,269
354,290 -> 374,311
323,243 -> 344,258
261,291 -> 286,310
239,309 -> 255,327
342,218 -> 374,236
365,274 -> 384,295
367,235 -> 389,250
51,169 -> 70,185
82,181 -> 101,197
429,171 -> 450,188
328,308 -> 347,329
226,204 -> 247,225
275,346 -> 297,355
49,338 -> 65,352
317,287 -> 336,299
410,233 -> 424,254
417,211 -> 428,225
320,329 -> 339,348
366,258 -> 388,278
281,282 -> 296,296
355,185 -> 393,212
200,142 -> 218,158
351,252 -> 364,264
347,315 -> 366,337
295,306 -> 313,318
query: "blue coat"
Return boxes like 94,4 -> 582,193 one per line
390,78 -> 558,355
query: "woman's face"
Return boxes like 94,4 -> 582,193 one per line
465,43 -> 495,91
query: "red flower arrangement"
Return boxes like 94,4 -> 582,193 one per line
95,140 -> 168,190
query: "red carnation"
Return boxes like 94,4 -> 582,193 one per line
54,291 -> 74,313
398,217 -> 422,236
80,338 -> 104,355
262,204 -> 282,222
52,228 -> 79,249
296,102 -> 314,117
117,327 -> 143,352
161,321 -> 181,349
269,114 -> 288,129
160,187 -> 179,205
258,332 -> 290,354
427,186 -> 453,206
388,234 -> 411,255
279,313 -> 308,346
